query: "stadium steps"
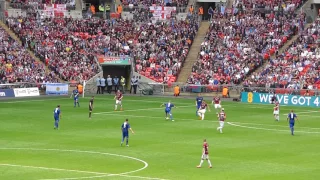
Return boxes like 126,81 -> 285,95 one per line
243,23 -> 312,84
75,0 -> 82,11
226,0 -> 234,8
0,21 -> 64,82
177,21 -> 210,83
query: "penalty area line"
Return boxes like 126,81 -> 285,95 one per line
227,122 -> 320,134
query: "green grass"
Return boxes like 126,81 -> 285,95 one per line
0,95 -> 320,180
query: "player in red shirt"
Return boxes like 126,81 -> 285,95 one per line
114,90 -> 123,111
217,108 -> 226,133
197,139 -> 212,168
273,102 -> 279,121
197,101 -> 210,120
212,95 -> 222,114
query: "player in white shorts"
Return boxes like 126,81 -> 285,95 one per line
217,108 -> 226,133
273,102 -> 279,121
198,101 -> 210,120
114,90 -> 123,111
212,95 -> 222,114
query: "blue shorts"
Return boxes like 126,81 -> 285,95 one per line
289,123 -> 294,128
54,117 -> 60,121
165,109 -> 171,114
197,104 -> 201,109
74,97 -> 78,101
123,132 -> 129,138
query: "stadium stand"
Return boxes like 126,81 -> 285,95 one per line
9,0 -> 76,10
6,7 -> 198,83
121,0 -> 188,7
250,21 -> 320,93
187,4 -> 306,86
0,26 -> 59,84
6,17 -> 101,82
133,14 -> 199,83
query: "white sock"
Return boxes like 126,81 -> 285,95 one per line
201,114 -> 204,120
199,160 -> 204,166
219,127 -> 223,133
208,160 -> 212,167
115,105 -> 117,110
198,112 -> 201,117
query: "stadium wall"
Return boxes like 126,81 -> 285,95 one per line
241,92 -> 320,107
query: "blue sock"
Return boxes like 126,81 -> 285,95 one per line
170,114 -> 173,120
74,102 -> 76,107
77,102 -> 80,107
126,138 -> 129,145
196,110 -> 198,116
291,127 -> 294,135
55,120 -> 59,128
121,137 -> 124,143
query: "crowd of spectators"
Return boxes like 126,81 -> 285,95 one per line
247,20 -> 320,91
6,16 -> 103,82
187,3 -> 305,86
9,0 -> 76,10
5,0 -> 312,87
0,26 -> 59,85
6,9 -> 198,83
233,0 -> 306,11
133,15 -> 199,83
121,0 -> 188,8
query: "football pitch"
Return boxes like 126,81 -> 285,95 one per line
1,95 -> 320,180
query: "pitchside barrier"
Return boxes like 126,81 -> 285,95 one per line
0,84 -> 40,98
0,83 -> 69,99
1,82 -> 320,107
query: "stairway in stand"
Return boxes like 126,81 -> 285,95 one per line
0,21 -> 63,82
177,21 -> 210,83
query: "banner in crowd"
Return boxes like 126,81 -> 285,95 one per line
241,92 -> 320,107
13,87 -> 40,97
42,4 -> 66,17
0,89 -> 15,98
46,83 -> 68,95
149,6 -> 176,20
98,55 -> 131,65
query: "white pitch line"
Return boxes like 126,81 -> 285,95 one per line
101,113 -> 320,130
227,122 -> 320,134
282,110 -> 319,115
0,164 -> 167,180
93,105 -> 193,115
93,103 -> 280,115
96,113 -> 201,122
0,164 -> 107,175
230,122 -> 320,130
0,98 -> 66,103
0,97 -> 191,105
0,148 -> 167,180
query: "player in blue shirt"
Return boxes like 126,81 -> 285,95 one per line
121,119 -> 134,147
53,105 -> 61,130
287,110 -> 299,135
73,87 -> 80,107
160,100 -> 176,121
195,94 -> 203,116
